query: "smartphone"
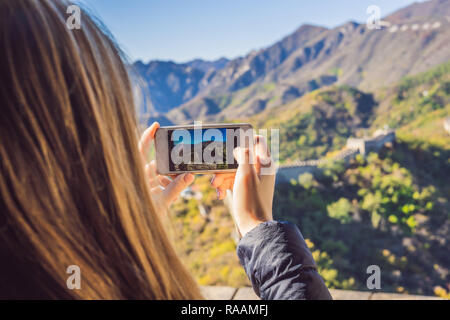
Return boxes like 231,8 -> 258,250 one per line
155,123 -> 253,175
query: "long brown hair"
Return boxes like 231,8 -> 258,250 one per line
0,0 -> 202,299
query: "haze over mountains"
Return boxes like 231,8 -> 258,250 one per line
132,0 -> 450,125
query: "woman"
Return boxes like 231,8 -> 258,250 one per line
0,0 -> 331,299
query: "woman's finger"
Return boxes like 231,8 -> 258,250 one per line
220,176 -> 235,189
216,176 -> 234,194
145,160 -> 157,178
145,163 -> 159,188
216,178 -> 235,199
145,163 -> 152,179
213,175 -> 235,191
150,186 -> 164,196
211,173 -> 235,188
163,173 -> 195,204
253,135 -> 272,176
138,122 -> 160,160
158,175 -> 172,187
254,144 -> 275,214
145,160 -> 172,189
233,147 -> 258,193
233,147 -> 254,175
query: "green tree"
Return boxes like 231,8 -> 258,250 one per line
327,198 -> 353,223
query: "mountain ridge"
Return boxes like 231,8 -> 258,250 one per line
133,0 -> 450,125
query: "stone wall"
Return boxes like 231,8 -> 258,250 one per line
346,129 -> 395,155
276,129 -> 396,184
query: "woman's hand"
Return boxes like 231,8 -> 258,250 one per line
139,122 -> 195,209
212,135 -> 275,237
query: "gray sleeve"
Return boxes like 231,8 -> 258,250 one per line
236,221 -> 332,300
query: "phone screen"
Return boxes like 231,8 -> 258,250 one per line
167,127 -> 250,172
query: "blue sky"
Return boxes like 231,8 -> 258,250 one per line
78,0 -> 421,63
172,128 -> 227,145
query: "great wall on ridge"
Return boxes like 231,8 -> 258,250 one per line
275,128 -> 396,184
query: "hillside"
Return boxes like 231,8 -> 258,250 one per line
168,61 -> 450,298
170,144 -> 449,296
372,60 -> 450,149
240,60 -> 450,161
134,0 -> 450,124
272,145 -> 449,296
247,85 -> 377,161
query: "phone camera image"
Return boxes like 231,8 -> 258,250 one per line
167,127 -> 250,172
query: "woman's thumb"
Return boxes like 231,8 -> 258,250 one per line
234,146 -> 250,165
233,147 -> 256,182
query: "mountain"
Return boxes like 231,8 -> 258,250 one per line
133,0 -> 450,125
185,58 -> 229,73
131,57 -> 230,125
245,59 -> 449,163
387,0 -> 450,23
132,60 -> 205,115
166,24 -> 329,123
